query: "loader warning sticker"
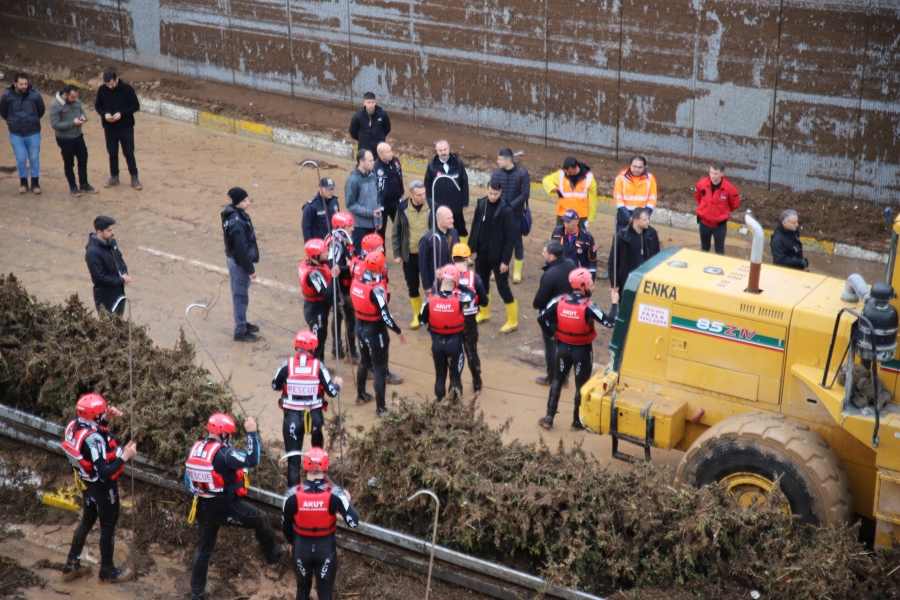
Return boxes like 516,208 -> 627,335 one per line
637,303 -> 669,327
670,316 -> 785,352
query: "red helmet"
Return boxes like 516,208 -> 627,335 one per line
206,413 -> 237,435
364,250 -> 386,273
361,233 -> 384,254
76,393 -> 107,420
569,268 -> 592,293
305,238 -> 327,260
439,263 -> 460,285
294,330 -> 318,352
332,211 -> 354,229
303,447 -> 329,472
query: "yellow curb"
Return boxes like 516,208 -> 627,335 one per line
39,486 -> 81,512
235,119 -> 273,141
198,111 -> 235,134
60,78 -> 89,88
397,153 -> 430,177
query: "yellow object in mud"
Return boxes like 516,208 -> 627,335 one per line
188,496 -> 199,524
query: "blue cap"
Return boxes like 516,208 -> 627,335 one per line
561,209 -> 580,221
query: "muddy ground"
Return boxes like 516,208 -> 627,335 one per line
0,36 -> 894,252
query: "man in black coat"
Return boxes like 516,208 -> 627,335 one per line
374,142 -> 403,241
349,92 -> 391,155
532,239 -> 575,385
418,206 -> 460,292
94,70 -> 141,190
222,187 -> 261,342
491,148 -> 530,283
85,215 -> 131,316
610,207 -> 661,291
771,209 -> 808,270
424,140 -> 470,240
302,177 -> 340,242
468,181 -> 518,334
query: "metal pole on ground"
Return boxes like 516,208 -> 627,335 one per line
112,295 -> 136,577
408,489 -> 441,600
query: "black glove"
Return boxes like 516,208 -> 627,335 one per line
801,258 -> 809,269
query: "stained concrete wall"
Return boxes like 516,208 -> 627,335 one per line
3,0 -> 898,203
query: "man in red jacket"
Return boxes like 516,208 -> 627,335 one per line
694,162 -> 740,255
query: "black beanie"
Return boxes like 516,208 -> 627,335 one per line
228,187 -> 249,205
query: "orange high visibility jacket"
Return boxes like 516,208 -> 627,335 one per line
542,169 -> 597,219
613,168 -> 657,211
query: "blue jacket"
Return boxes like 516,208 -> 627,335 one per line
0,84 -> 45,136
301,193 -> 340,242
551,225 -> 598,278
345,167 -> 380,229
222,205 -> 259,275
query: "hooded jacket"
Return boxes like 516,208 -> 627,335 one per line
345,167 -> 380,229
94,80 -> 141,130
222,204 -> 259,275
349,105 -> 391,153
0,83 -> 45,136
85,234 -> 128,311
610,224 -> 661,290
424,153 -> 470,214
771,224 -> 805,269
49,92 -> 87,139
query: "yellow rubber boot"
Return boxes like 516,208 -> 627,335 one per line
476,294 -> 491,323
500,299 -> 518,334
459,235 -> 469,246
512,259 -> 523,284
410,296 -> 423,329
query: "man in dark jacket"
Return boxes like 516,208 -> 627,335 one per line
551,209 -> 598,278
492,148 -> 530,283
222,187 -> 261,342
419,206 -> 460,292
468,181 -> 518,334
532,239 -> 575,385
424,140 -> 470,240
610,207 -> 661,291
345,149 -> 382,253
94,70 -> 141,190
85,216 -> 131,316
302,177 -> 340,242
0,73 -> 45,194
771,209 -> 808,270
374,142 -> 403,241
349,92 -> 391,155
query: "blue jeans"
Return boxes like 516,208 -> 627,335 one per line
9,132 -> 41,178
227,257 -> 251,334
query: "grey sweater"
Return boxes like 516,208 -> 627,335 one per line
49,93 -> 87,139
345,167 -> 380,229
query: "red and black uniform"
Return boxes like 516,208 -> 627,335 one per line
299,257 -> 338,360
281,478 -> 359,600
420,287 -> 474,402
538,293 -> 617,424
456,268 -> 489,392
350,274 -> 401,411
185,431 -> 280,598
326,230 -> 358,359
271,352 -> 342,486
61,418 -> 126,573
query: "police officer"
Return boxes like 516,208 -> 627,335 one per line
302,177 -> 340,242
325,211 -> 360,363
420,264 -> 474,403
281,448 -> 359,600
271,331 -> 344,487
537,269 -> 618,430
185,413 -> 284,600
350,250 -> 407,416
299,238 -> 340,361
551,209 -> 598,279
451,244 -> 488,393
61,393 -> 138,583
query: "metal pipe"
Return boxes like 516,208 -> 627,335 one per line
111,295 -> 137,576
744,213 -> 764,293
408,489 -> 440,600
327,224 -> 347,488
842,274 -> 870,303
430,175 -> 461,292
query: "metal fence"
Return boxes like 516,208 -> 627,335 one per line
3,0 -> 898,202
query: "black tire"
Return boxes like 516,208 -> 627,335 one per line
674,413 -> 853,526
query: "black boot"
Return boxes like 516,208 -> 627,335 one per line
30,177 -> 41,194
61,560 -> 92,582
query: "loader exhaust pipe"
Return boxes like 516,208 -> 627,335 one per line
745,212 -> 764,294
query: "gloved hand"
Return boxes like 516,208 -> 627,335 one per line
801,258 -> 809,270
616,207 -> 631,226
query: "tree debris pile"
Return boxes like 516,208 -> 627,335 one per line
343,398 -> 900,599
0,274 -> 233,473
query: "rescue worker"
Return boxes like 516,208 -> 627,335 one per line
299,237 -> 340,361
61,392 -> 138,583
538,269 -> 619,430
542,157 -> 597,227
613,155 -> 657,227
451,243 -> 489,393
271,330 -> 344,487
281,448 -> 359,600
551,209 -> 598,279
186,413 -> 283,600
350,250 -> 407,416
325,211 -> 359,363
420,264 -> 474,403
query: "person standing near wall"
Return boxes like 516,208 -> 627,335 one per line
424,140 -> 471,243
0,72 -> 44,194
492,148 -> 530,284
613,155 -> 657,228
374,142 -> 403,241
542,157 -> 597,227
222,187 -> 261,342
94,70 -> 141,191
349,92 -> 391,155
771,209 -> 808,270
694,161 -> 740,255
345,149 -> 382,253
49,84 -> 97,197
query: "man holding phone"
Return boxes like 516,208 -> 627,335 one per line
50,84 -> 97,196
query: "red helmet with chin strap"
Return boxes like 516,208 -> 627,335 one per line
361,233 -> 384,254
568,268 -> 592,293
305,238 -> 327,260
303,447 -> 329,472
76,393 -> 107,420
364,250 -> 386,273
294,330 -> 318,352
439,263 -> 461,285
331,212 -> 354,229
207,413 -> 237,435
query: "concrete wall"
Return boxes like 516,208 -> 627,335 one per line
3,0 -> 898,203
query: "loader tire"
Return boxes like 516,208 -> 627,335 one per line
674,413 -> 853,526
